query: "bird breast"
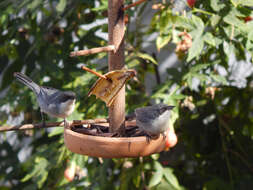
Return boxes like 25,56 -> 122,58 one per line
150,110 -> 170,133
41,99 -> 75,118
56,99 -> 76,118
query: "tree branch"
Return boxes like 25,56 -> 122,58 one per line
0,118 -> 108,132
70,45 -> 115,57
81,66 -> 108,80
122,0 -> 147,11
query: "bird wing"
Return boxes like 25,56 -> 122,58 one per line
135,107 -> 160,123
40,87 -> 61,104
41,86 -> 60,95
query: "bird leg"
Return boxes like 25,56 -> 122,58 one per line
40,111 -> 46,128
64,118 -> 68,128
145,134 -> 152,143
64,118 -> 71,128
145,134 -> 159,143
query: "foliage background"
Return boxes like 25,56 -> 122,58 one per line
0,0 -> 253,189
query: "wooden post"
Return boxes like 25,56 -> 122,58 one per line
108,0 -> 125,133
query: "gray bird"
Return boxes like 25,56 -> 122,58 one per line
135,104 -> 174,140
14,72 -> 76,125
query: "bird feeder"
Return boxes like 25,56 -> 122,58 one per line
64,0 -> 172,158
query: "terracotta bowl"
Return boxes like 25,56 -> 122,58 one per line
64,122 -> 167,158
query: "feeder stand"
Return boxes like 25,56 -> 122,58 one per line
108,0 -> 125,133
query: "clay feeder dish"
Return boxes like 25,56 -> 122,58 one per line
64,120 -> 167,158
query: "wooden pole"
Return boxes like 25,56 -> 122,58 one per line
108,0 -> 125,133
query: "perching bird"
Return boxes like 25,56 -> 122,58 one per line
14,72 -> 76,125
135,104 -> 174,140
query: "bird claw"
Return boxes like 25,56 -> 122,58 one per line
145,134 -> 159,143
145,135 -> 151,143
64,119 -> 70,128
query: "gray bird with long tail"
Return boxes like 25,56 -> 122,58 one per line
14,72 -> 76,125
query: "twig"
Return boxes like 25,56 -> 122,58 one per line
122,0 -> 147,11
227,149 -> 253,174
218,118 -> 234,186
152,53 -> 161,84
70,45 -> 115,57
0,118 -> 108,132
219,117 -> 248,159
81,66 -> 107,80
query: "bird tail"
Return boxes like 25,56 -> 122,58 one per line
14,72 -> 40,94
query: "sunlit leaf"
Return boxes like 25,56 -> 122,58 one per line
149,161 -> 164,187
190,63 -> 210,73
48,127 -> 64,137
156,35 -> 171,51
163,168 -> 182,190
56,0 -> 66,12
231,0 -> 253,7
210,0 -> 225,11
210,74 -> 228,85
203,32 -> 216,46
136,52 -> 158,65
187,34 -> 204,62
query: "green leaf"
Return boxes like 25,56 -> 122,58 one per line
203,32 -> 216,46
169,93 -> 187,100
56,0 -> 66,13
159,10 -> 172,33
151,154 -> 160,160
176,16 -> 195,31
186,15 -> 205,62
156,35 -> 171,51
203,178 -> 232,190
192,15 -> 204,31
151,179 -> 183,190
190,63 -> 210,73
223,41 -> 235,57
149,161 -> 164,187
210,15 -> 221,27
195,73 -> 209,82
21,157 -> 49,188
92,0 -> 108,11
67,108 -> 84,121
210,0 -> 225,11
210,74 -> 228,85
73,154 -> 88,166
27,0 -> 41,10
246,30 -> 253,50
136,52 -> 158,65
186,75 -> 193,89
223,8 -> 247,32
231,0 -> 253,7
187,35 -> 204,62
48,127 -> 64,137
163,168 -> 182,190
